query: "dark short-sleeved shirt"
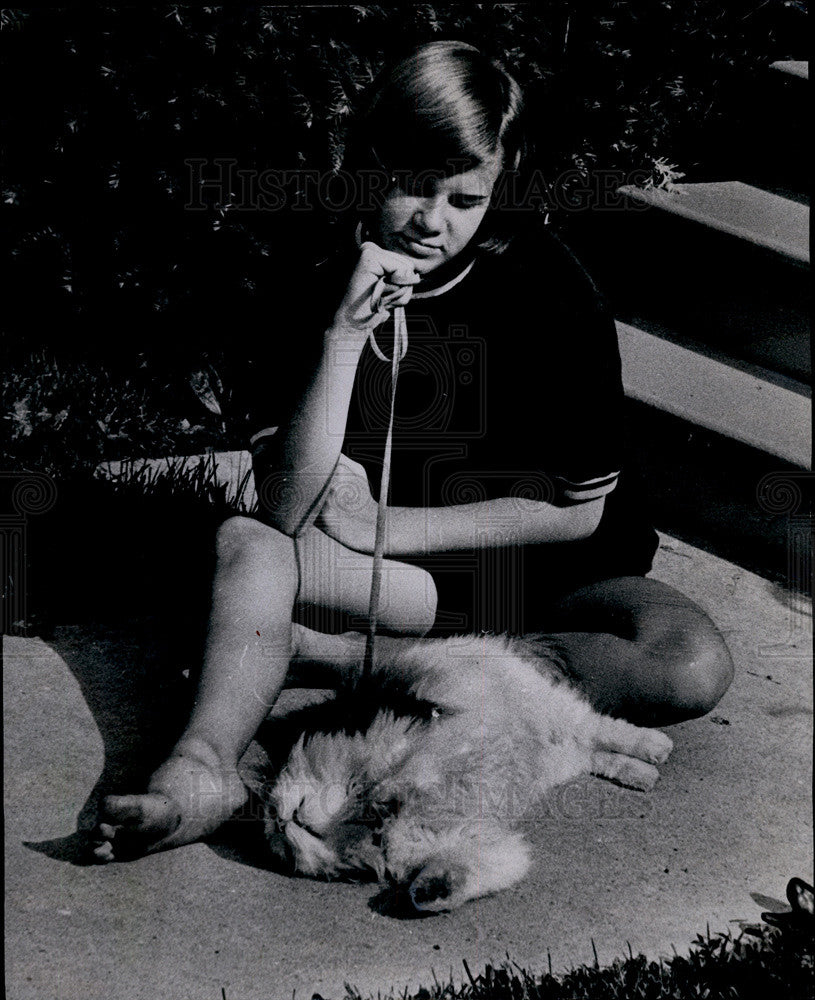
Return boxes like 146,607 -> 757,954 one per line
241,220 -> 658,634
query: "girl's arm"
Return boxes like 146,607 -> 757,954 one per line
315,455 -> 604,555
253,326 -> 366,537
386,496 -> 605,554
254,243 -> 418,537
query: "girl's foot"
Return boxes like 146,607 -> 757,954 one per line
88,739 -> 247,862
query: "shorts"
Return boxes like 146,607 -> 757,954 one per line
418,495 -> 659,638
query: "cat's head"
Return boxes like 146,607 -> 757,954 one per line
263,715 -> 410,880
264,712 -> 532,912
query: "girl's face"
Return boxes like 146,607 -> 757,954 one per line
371,156 -> 501,274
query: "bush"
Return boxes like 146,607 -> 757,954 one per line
2,4 -> 806,355
1,4 -> 807,472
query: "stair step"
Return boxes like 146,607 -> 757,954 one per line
626,398 -> 807,588
617,182 -> 809,265
770,60 -> 809,80
617,321 -> 811,468
617,304 -> 810,387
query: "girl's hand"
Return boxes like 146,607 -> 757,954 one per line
330,241 -> 419,337
315,454 -> 380,554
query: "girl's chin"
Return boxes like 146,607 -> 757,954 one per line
388,240 -> 446,269
410,256 -> 446,273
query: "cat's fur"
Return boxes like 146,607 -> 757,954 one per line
260,633 -> 672,913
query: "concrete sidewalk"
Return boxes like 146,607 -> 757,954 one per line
4,534 -> 812,1000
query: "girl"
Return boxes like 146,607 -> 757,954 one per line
91,40 -> 732,861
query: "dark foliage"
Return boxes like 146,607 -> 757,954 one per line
1,4 -> 807,470
2,5 -> 806,348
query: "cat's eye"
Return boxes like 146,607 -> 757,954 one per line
292,807 -> 322,840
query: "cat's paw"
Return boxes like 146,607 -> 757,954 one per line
632,729 -> 673,766
408,860 -> 469,913
592,751 -> 661,791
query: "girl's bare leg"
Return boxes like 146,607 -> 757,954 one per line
90,517 -> 436,861
290,574 -> 734,728
526,576 -> 734,726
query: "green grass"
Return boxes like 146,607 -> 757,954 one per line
330,922 -> 812,1000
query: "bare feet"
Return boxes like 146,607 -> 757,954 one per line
88,738 -> 248,863
88,627 -> 369,862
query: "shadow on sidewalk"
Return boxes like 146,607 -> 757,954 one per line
18,480 -> 227,864
16,478 -> 347,878
23,616 -> 295,872
24,618 -> 198,865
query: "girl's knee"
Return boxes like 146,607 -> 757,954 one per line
378,562 -> 438,636
662,627 -> 734,719
215,515 -> 292,563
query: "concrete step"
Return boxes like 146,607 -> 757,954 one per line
625,397 -> 810,591
616,182 -> 808,265
617,321 -> 811,468
770,59 -> 809,80
565,193 -> 810,383
739,62 -> 810,196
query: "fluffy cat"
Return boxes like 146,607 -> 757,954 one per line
259,633 -> 673,913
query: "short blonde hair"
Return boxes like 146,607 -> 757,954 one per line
344,40 -> 528,253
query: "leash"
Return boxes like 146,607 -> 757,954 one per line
353,246 -> 476,686
360,301 -> 408,685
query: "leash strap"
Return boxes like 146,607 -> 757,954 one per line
361,304 -> 407,683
